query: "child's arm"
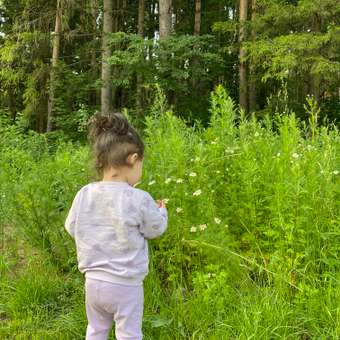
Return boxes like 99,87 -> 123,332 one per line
139,192 -> 168,239
64,191 -> 81,238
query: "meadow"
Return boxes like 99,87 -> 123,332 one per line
0,86 -> 339,339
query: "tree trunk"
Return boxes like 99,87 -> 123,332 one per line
311,13 -> 321,102
194,0 -> 201,36
136,0 -> 145,115
239,0 -> 248,113
90,0 -> 99,106
159,0 -> 172,38
46,0 -> 62,132
101,0 -> 114,114
248,0 -> 256,112
138,0 -> 145,36
192,0 -> 201,89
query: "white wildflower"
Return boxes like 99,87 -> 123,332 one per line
193,189 -> 202,196
276,152 -> 281,157
163,198 -> 169,204
199,224 -> 207,231
195,157 -> 200,162
214,217 -> 221,224
224,224 -> 229,228
292,153 -> 299,159
216,170 -> 220,174
189,172 -> 197,177
165,178 -> 172,184
176,178 -> 184,183
148,180 -> 156,186
333,170 -> 339,175
190,226 -> 197,233
211,141 -> 217,145
254,132 -> 260,137
176,207 -> 183,213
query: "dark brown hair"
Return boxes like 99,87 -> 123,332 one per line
88,111 -> 144,174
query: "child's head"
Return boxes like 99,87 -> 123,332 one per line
89,111 -> 144,185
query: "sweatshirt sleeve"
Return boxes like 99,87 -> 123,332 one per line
64,191 -> 81,238
139,191 -> 168,240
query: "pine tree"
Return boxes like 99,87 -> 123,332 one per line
101,0 -> 114,114
47,0 -> 62,132
159,0 -> 172,38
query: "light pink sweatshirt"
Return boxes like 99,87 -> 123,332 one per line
65,181 -> 168,286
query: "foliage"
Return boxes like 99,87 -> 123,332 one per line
107,32 -> 224,122
214,0 -> 340,119
1,87 -> 340,338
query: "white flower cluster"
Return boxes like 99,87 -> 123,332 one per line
306,144 -> 316,151
225,147 -> 235,154
189,218 -> 224,233
199,224 -> 207,231
190,224 -> 207,233
207,273 -> 216,278
193,189 -> 202,196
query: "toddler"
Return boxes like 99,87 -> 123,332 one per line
65,112 -> 168,340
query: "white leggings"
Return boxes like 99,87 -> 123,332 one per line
85,278 -> 144,340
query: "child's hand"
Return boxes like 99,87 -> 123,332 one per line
157,199 -> 166,209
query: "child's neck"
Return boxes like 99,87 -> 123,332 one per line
102,174 -> 127,183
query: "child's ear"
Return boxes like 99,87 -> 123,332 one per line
127,153 -> 139,165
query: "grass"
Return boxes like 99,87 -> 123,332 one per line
0,86 -> 339,338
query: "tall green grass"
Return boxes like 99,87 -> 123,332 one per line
0,86 -> 339,338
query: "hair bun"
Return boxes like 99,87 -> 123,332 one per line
89,112 -> 129,138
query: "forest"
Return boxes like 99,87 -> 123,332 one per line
0,0 -> 340,339
0,0 -> 339,131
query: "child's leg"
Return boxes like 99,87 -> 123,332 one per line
85,278 -> 115,340
113,284 -> 144,340
85,278 -> 143,340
